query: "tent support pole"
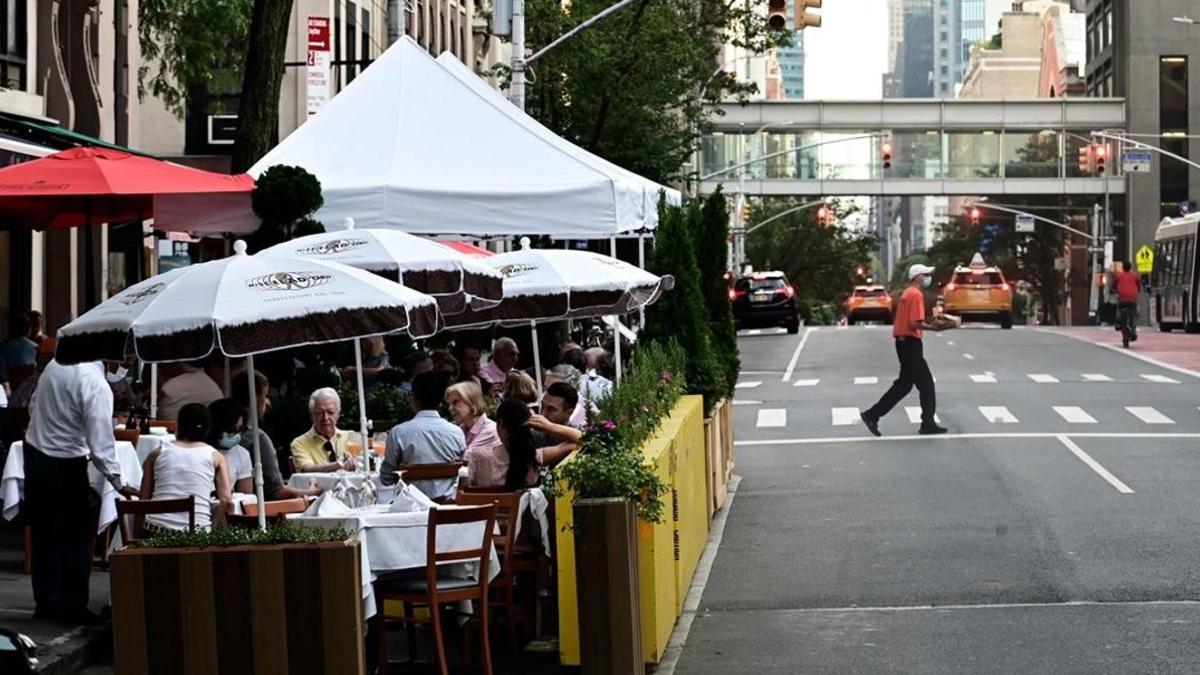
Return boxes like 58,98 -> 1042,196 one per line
149,364 -> 158,418
531,321 -> 543,394
353,339 -> 371,473
246,354 -> 267,530
637,235 -> 646,329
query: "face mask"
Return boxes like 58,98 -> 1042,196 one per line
922,276 -> 933,289
105,367 -> 128,384
218,433 -> 240,449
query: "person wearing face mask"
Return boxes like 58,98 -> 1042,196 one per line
860,264 -> 949,437
207,398 -> 254,494
104,361 -> 139,414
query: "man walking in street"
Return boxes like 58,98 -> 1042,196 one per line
861,264 -> 948,437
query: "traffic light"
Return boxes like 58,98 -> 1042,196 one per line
739,200 -> 750,223
767,0 -> 787,31
881,140 -> 893,170
816,203 -> 830,225
1077,145 -> 1094,174
969,207 -> 981,225
796,0 -> 822,29
1094,143 -> 1107,174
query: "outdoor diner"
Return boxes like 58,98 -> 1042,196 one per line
0,35 -> 737,675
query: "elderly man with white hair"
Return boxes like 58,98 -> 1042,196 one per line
289,387 -> 357,472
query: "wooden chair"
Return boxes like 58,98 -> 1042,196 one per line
456,490 -> 524,656
114,428 -> 141,445
147,419 -> 178,434
241,497 -> 310,518
374,504 -> 497,675
115,497 -> 195,545
397,462 -> 465,504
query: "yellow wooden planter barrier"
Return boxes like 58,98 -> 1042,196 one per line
555,395 -> 708,666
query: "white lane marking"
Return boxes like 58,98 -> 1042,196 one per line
782,327 -> 815,382
746,329 -> 762,335
740,370 -> 778,375
832,407 -> 861,426
1034,328 -> 1200,380
963,353 -> 975,360
946,341 -> 956,346
735,432 -> 1200,447
979,406 -> 1018,423
1127,406 -> 1174,424
793,378 -> 820,387
1028,374 -> 1059,383
1082,373 -> 1113,382
774,328 -> 788,335
1142,374 -> 1181,384
970,374 -> 997,383
1054,406 -> 1097,424
854,376 -> 879,385
1058,435 -> 1134,494
904,407 -> 941,424
757,409 -> 787,428
732,399 -> 762,406
735,380 -> 762,389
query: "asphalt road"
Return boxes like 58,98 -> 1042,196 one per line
675,325 -> 1200,675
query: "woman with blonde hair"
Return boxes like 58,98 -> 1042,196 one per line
446,381 -> 502,487
502,370 -> 538,405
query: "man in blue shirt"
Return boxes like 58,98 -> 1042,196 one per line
382,371 -> 465,499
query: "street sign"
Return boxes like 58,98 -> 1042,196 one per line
306,16 -> 332,117
1122,150 -> 1152,173
1015,214 -> 1035,233
1136,245 -> 1155,273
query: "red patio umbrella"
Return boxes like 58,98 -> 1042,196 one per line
437,240 -> 493,260
0,147 -> 257,233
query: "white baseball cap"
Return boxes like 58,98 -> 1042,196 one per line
909,263 -> 935,279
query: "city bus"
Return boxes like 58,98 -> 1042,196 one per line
1152,212 -> 1200,332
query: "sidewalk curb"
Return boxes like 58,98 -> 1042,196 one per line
1032,327 -> 1200,380
35,624 -> 110,675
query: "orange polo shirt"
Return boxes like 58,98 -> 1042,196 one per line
893,286 -> 926,339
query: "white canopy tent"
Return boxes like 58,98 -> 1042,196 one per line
249,37 -> 679,239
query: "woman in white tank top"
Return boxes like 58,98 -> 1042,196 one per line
140,403 -> 233,531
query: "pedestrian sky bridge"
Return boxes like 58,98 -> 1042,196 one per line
698,98 -> 1127,197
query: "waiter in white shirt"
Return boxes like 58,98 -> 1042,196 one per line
25,358 -> 132,624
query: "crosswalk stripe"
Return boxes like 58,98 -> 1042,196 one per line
793,379 -> 820,387
904,407 -> 942,424
963,354 -> 975,360
732,399 -> 762,406
1082,374 -> 1113,382
854,376 -> 879,385
735,381 -> 762,389
1141,374 -> 1181,384
1028,374 -> 1059,383
1054,406 -> 1097,424
757,409 -> 787,428
970,374 -> 998,383
979,406 -> 1019,423
831,407 -> 861,426
1126,406 -> 1174,424
746,329 -> 762,335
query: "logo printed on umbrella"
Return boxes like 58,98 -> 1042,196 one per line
589,256 -> 628,268
117,282 -> 166,305
297,238 -> 369,255
246,271 -> 334,291
498,263 -> 539,278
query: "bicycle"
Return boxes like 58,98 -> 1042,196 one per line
1117,301 -> 1138,349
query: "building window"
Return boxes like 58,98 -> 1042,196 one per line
0,0 -> 27,90
346,2 -> 358,83
1160,56 -> 1188,131
361,7 -> 371,66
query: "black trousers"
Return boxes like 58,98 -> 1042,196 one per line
865,337 -> 937,426
23,444 -> 93,615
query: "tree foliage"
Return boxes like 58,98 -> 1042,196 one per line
690,190 -> 739,399
138,0 -> 253,118
744,199 -> 878,320
248,165 -> 325,249
232,0 -> 295,173
520,0 -> 788,183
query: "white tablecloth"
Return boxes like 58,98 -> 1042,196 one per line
290,505 -> 501,620
2,440 -> 142,534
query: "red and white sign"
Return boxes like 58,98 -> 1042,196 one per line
306,16 -> 332,116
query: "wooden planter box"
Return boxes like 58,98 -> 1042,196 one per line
110,540 -> 364,675
704,397 -> 735,517
574,498 -> 645,675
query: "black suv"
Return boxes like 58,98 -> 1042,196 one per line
729,271 -> 800,334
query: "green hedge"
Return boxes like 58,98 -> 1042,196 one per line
136,524 -> 350,549
692,190 -> 740,399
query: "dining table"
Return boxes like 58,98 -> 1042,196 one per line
1,440 -> 142,534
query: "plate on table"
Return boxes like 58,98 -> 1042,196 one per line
149,426 -> 169,436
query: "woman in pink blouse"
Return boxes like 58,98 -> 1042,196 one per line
446,382 -> 501,487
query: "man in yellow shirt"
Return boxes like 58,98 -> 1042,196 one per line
290,387 -> 357,472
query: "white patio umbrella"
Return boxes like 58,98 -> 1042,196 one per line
446,248 -> 674,391
259,218 -> 504,466
56,240 -> 441,529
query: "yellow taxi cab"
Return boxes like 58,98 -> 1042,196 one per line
844,285 -> 893,325
942,253 -> 1014,329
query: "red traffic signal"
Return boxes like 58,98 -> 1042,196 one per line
816,204 -> 831,224
969,207 -> 981,224
767,0 -> 787,30
1094,143 -> 1107,174
881,141 -> 893,170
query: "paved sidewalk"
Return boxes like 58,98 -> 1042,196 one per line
1041,325 -> 1200,374
0,526 -> 112,674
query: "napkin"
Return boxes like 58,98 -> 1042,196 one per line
389,477 -> 437,513
304,491 -> 353,517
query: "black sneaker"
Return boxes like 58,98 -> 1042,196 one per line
861,412 -> 882,437
919,425 -> 949,435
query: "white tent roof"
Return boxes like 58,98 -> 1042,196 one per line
250,37 -> 679,238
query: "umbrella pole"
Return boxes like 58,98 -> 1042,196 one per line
531,321 -> 543,394
638,235 -> 646,330
224,357 -> 231,397
149,363 -> 158,418
612,316 -> 623,383
353,339 -> 370,473
246,354 -> 267,530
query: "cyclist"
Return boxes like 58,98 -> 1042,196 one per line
1112,260 -> 1141,342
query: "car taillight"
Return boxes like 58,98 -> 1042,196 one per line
730,289 -> 746,300
783,285 -> 796,298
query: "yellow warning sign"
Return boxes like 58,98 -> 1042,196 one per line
1136,245 -> 1154,274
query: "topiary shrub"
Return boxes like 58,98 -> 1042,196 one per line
691,189 -> 740,401
249,164 -> 325,250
